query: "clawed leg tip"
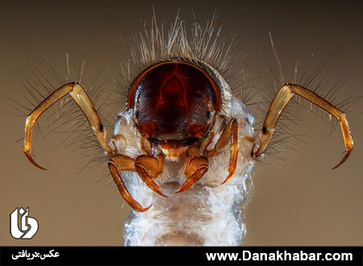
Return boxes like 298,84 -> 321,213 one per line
175,187 -> 185,193
24,152 -> 47,170
221,173 -> 233,185
137,204 -> 152,212
175,182 -> 197,193
331,162 -> 343,170
331,151 -> 351,170
157,191 -> 168,198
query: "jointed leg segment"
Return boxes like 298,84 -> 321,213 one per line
108,155 -> 151,212
176,146 -> 208,193
252,83 -> 354,168
23,82 -> 113,169
135,155 -> 166,197
177,118 -> 239,193
205,118 -> 239,184
108,154 -> 166,212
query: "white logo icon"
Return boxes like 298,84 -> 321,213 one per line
10,207 -> 39,239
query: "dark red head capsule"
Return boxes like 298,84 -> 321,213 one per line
127,61 -> 222,149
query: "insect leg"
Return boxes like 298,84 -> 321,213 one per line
252,83 -> 354,169
24,82 -> 113,170
205,118 -> 239,184
135,154 -> 167,197
176,146 -> 208,193
108,154 -> 151,212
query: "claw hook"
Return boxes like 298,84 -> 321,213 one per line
24,151 -> 47,170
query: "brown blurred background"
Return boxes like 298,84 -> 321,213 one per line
0,0 -> 362,246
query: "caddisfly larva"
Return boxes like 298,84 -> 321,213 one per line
23,14 -> 353,246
